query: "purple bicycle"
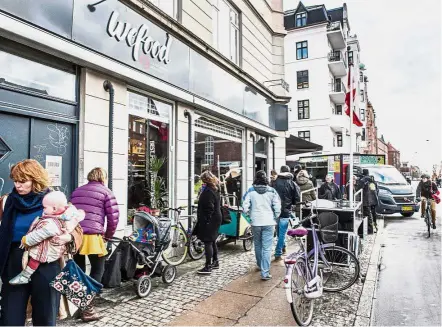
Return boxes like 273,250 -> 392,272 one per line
283,201 -> 360,326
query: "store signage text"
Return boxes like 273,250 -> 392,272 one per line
149,141 -> 156,207
107,11 -> 172,64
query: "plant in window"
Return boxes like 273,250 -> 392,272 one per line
153,176 -> 168,210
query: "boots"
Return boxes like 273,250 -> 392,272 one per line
81,303 -> 102,322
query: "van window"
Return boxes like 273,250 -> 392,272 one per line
368,166 -> 407,185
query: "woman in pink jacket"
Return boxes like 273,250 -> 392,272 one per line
70,167 -> 119,322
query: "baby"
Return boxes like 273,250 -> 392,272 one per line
10,191 -> 84,285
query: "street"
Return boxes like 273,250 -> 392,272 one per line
373,186 -> 442,326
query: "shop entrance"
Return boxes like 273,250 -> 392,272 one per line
0,43 -> 78,196
255,157 -> 267,173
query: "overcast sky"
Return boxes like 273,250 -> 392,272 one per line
283,0 -> 441,173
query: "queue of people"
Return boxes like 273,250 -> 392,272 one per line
0,160 -> 119,325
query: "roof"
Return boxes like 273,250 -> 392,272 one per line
284,1 -> 346,31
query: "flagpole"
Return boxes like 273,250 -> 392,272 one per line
349,58 -> 354,208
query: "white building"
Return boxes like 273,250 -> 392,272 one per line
284,2 -> 365,157
0,0 -> 290,235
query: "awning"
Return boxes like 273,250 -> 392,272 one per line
286,135 -> 323,156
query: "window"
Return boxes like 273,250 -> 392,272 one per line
298,131 -> 310,141
296,41 -> 308,60
296,12 -> 307,27
297,70 -> 309,89
348,51 -> 353,65
360,108 -> 365,121
360,89 -> 365,102
336,133 -> 343,147
362,128 -> 366,141
336,105 -> 342,115
212,0 -> 240,64
204,136 -> 214,165
298,100 -> 310,120
151,0 -> 177,19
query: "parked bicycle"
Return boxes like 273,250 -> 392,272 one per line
284,201 -> 360,326
161,206 -> 205,265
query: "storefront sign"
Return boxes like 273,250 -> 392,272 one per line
107,11 -> 172,63
149,141 -> 156,207
328,157 -> 334,172
46,155 -> 62,187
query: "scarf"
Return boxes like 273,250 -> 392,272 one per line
0,188 -> 47,276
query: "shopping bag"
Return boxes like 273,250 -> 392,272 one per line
50,259 -> 103,309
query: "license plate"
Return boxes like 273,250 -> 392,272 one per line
402,206 -> 413,212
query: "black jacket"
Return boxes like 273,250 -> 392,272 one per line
416,181 -> 438,199
318,182 -> 342,200
196,187 -> 222,242
357,176 -> 379,206
273,172 -> 300,218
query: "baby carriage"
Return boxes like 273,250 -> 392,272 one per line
108,211 -> 177,298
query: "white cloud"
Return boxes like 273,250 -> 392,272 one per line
283,0 -> 442,172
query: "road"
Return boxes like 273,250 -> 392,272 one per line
373,184 -> 441,326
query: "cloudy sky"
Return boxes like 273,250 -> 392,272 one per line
283,0 -> 441,173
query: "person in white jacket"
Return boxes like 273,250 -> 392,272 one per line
242,171 -> 281,280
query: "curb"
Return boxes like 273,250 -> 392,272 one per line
354,217 -> 385,326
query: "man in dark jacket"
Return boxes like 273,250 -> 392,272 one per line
357,169 -> 378,234
273,165 -> 300,259
318,175 -> 342,200
416,174 -> 439,229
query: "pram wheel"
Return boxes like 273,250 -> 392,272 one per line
243,226 -> 253,251
162,264 -> 177,284
136,275 -> 152,298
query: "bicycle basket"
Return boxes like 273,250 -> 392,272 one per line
317,212 -> 339,243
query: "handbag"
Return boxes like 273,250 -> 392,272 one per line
50,259 -> 103,309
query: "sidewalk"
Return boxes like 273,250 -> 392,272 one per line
57,225 -> 381,327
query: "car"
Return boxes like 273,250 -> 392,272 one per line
355,164 -> 419,217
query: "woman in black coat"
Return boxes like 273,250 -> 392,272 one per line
196,171 -> 222,275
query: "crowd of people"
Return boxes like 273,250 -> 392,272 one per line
0,160 -> 119,325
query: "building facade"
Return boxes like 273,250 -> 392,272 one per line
361,101 -> 378,154
0,0 -> 290,235
377,136 -> 388,164
387,143 -> 401,169
283,1 -> 364,155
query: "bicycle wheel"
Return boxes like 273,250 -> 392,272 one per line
311,246 -> 360,292
426,211 -> 431,238
162,226 -> 188,265
189,235 -> 205,260
290,258 -> 314,326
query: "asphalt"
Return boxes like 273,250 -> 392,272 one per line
373,189 -> 441,326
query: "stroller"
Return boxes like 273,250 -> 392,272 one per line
108,211 -> 177,298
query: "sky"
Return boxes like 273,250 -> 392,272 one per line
283,0 -> 442,173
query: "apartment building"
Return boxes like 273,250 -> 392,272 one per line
284,1 -> 365,155
0,0 -> 290,234
388,143 -> 401,169
377,135 -> 389,164
362,101 -> 379,155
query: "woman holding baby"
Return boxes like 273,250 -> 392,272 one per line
0,159 -> 61,326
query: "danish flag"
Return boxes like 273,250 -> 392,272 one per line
345,65 -> 363,127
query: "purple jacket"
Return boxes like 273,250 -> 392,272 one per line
70,181 -> 119,239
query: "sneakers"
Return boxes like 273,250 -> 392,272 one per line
282,246 -> 287,254
432,223 -> 436,229
9,273 -> 31,285
261,275 -> 272,281
211,260 -> 220,270
197,266 -> 212,275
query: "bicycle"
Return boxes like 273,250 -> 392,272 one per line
161,206 -> 205,265
421,197 -> 433,238
284,201 -> 360,326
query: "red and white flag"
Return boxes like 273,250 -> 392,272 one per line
345,65 -> 363,127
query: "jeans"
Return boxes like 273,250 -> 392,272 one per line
204,241 -> 218,267
0,243 -> 61,326
252,225 -> 274,278
275,218 -> 290,257
74,253 -> 106,283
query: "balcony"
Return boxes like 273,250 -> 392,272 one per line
330,113 -> 347,132
328,51 -> 347,76
327,21 -> 346,49
329,82 -> 346,104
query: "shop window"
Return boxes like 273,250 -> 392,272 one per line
127,92 -> 171,224
194,117 -> 243,204
0,50 -> 76,101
